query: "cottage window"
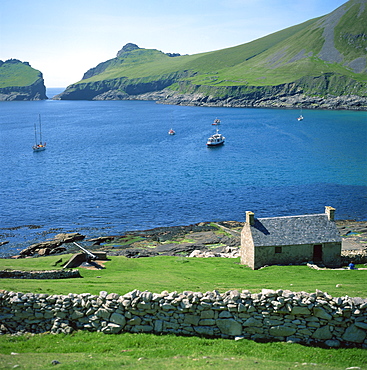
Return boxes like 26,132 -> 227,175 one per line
275,246 -> 282,253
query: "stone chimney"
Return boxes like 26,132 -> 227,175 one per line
325,206 -> 335,221
246,211 -> 255,225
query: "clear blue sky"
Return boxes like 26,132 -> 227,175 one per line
0,0 -> 348,87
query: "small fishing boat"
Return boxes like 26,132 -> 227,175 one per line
168,128 -> 176,135
207,128 -> 225,147
33,114 -> 46,152
297,107 -> 304,121
212,118 -> 221,125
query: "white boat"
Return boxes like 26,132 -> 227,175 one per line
212,118 -> 221,125
207,128 -> 225,147
297,107 -> 304,121
168,128 -> 176,135
32,114 -> 46,152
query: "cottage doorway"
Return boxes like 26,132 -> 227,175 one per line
313,244 -> 323,262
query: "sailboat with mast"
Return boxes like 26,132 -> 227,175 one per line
32,114 -> 46,152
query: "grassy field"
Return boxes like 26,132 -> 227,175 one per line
0,255 -> 366,297
0,331 -> 366,370
0,255 -> 366,369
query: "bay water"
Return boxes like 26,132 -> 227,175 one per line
1,88 -> 366,256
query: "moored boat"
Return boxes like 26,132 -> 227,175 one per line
206,128 -> 225,147
33,115 -> 46,152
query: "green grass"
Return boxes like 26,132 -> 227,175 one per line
334,1 -> 367,62
0,331 -> 366,369
0,61 -> 41,88
0,255 -> 366,297
1,256 -> 367,369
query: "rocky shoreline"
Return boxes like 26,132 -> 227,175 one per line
2,220 -> 366,262
91,89 -> 367,111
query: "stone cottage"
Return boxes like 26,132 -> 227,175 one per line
240,206 -> 342,269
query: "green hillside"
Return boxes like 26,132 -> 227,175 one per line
0,59 -> 47,101
57,0 -> 367,107
0,59 -> 41,88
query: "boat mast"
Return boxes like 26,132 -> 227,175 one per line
34,121 -> 38,145
39,114 -> 42,144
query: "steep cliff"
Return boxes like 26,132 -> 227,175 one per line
0,59 -> 47,101
55,0 -> 367,109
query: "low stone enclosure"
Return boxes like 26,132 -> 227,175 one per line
0,270 -> 81,279
1,288 -> 366,348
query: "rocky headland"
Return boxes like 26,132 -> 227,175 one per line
0,77 -> 47,101
0,59 -> 47,101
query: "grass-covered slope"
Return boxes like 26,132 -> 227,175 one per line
57,0 -> 367,108
0,59 -> 47,100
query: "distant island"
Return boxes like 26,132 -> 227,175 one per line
54,0 -> 367,110
0,59 -> 47,101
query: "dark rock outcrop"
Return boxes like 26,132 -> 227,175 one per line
54,71 -> 195,101
18,233 -> 85,257
116,43 -> 140,57
0,77 -> 47,101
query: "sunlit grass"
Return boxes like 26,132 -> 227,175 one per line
0,255 -> 366,297
0,61 -> 41,88
0,331 -> 366,370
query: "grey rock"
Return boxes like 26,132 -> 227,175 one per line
312,325 -> 333,340
342,325 -> 366,343
243,317 -> 262,327
313,307 -> 332,320
291,306 -> 311,315
269,326 -> 297,337
110,313 -> 126,327
216,319 -> 242,336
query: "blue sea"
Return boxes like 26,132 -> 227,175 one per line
0,87 -> 366,256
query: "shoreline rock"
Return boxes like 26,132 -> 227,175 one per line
5,220 -> 367,262
117,90 -> 367,111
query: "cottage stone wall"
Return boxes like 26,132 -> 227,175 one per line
241,222 -> 343,270
248,243 -> 342,270
254,244 -> 314,269
240,224 -> 254,268
1,289 -> 366,348
322,243 -> 342,267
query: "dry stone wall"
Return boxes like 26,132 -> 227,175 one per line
341,250 -> 367,265
1,289 -> 366,348
0,270 -> 81,279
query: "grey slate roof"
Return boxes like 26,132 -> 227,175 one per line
251,214 -> 341,247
